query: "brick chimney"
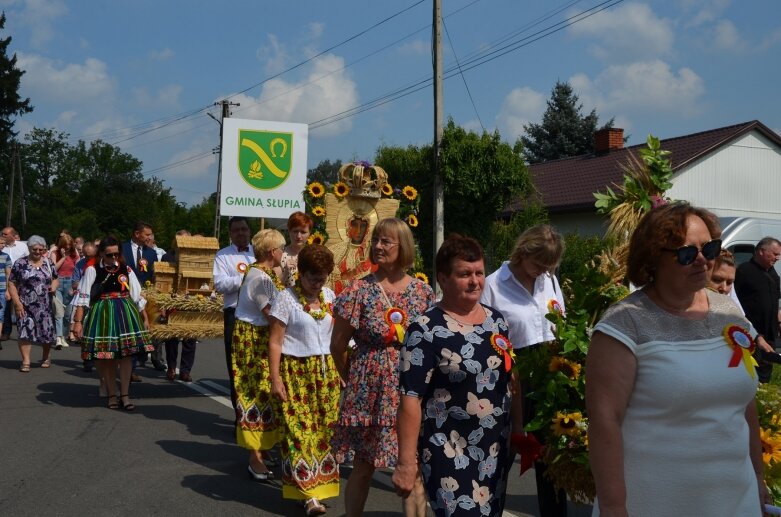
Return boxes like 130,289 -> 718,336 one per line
594,128 -> 624,154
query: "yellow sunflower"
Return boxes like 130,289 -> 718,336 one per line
414,272 -> 429,284
407,214 -> 419,228
551,411 -> 584,437
381,183 -> 393,196
333,181 -> 350,198
307,182 -> 325,198
308,232 -> 326,245
760,428 -> 781,465
549,356 -> 582,380
311,205 -> 326,217
402,185 -> 418,201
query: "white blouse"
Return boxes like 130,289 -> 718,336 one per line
235,266 -> 278,326
480,261 -> 564,349
74,261 -> 147,311
269,287 -> 335,358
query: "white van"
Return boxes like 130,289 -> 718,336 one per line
720,217 -> 781,277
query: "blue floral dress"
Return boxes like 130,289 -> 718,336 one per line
400,305 -> 512,517
9,257 -> 57,344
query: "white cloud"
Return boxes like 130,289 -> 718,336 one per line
18,0 -> 68,47
306,22 -> 324,40
759,26 -> 781,50
567,3 -> 674,63
679,0 -> 731,28
149,48 -> 175,62
398,39 -> 429,56
256,34 -> 291,75
570,60 -> 705,116
711,19 -> 743,50
229,53 -> 359,137
18,53 -> 115,105
133,84 -> 183,108
496,86 -> 546,141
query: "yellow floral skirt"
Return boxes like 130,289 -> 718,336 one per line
232,320 -> 282,451
279,354 -> 341,501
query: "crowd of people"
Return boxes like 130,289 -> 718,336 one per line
3,201 -> 780,516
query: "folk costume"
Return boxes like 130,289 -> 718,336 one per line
233,264 -> 285,451
75,260 -> 152,360
269,285 -> 341,502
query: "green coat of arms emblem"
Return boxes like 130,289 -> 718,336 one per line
237,130 -> 293,190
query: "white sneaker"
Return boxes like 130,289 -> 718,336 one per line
56,336 -> 69,349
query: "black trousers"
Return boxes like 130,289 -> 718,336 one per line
223,307 -> 238,412
165,337 -> 196,373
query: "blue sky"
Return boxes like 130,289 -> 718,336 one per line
3,0 -> 780,206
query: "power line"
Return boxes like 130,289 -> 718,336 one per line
443,18 -> 484,132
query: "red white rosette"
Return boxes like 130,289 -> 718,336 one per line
118,274 -> 129,292
384,307 -> 407,344
139,258 -> 148,272
724,324 -> 758,379
236,262 -> 248,274
490,333 -> 515,373
547,299 -> 563,314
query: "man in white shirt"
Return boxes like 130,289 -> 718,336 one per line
213,216 -> 254,410
1,227 -> 29,340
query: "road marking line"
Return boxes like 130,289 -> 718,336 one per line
200,379 -> 231,396
181,380 -> 233,408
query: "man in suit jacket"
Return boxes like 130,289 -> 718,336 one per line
122,221 -> 158,379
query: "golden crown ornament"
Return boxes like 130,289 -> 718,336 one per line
338,161 -> 388,199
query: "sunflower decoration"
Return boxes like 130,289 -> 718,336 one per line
381,183 -> 393,196
414,272 -> 429,284
308,232 -> 326,245
402,185 -> 418,201
551,411 -> 585,437
407,214 -> 419,228
333,181 -> 350,199
307,182 -> 325,198
549,356 -> 582,380
761,428 -> 781,465
311,205 -> 326,217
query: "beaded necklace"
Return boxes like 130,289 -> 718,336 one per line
294,280 -> 331,320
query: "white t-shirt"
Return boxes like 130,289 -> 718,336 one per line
235,266 -> 279,326
269,287 -> 335,357
2,240 -> 29,265
480,261 -> 565,349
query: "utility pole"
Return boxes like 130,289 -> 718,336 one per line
5,143 -> 25,229
432,0 -> 444,294
212,100 -> 239,239
6,144 -> 15,227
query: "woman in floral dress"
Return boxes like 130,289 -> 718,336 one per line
269,244 -> 340,515
331,218 -> 435,517
233,229 -> 286,481
393,235 -> 520,517
7,235 -> 58,372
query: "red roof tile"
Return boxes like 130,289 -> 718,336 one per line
509,120 -> 781,214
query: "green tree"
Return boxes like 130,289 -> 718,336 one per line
0,12 -> 32,146
307,158 -> 343,185
375,119 -> 533,271
519,80 -> 613,164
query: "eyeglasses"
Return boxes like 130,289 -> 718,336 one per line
30,248 -> 46,253
371,237 -> 398,249
104,252 -> 120,258
663,239 -> 722,266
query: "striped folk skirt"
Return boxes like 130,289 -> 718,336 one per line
80,293 -> 153,360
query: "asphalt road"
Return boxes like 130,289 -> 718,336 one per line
0,331 -> 593,517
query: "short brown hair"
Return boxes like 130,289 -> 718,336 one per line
509,224 -> 564,271
297,244 -> 334,277
626,202 -> 721,286
287,211 -> 313,232
436,234 -> 484,277
369,218 -> 416,270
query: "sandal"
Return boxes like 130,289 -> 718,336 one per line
119,394 -> 135,412
19,363 -> 31,373
40,359 -> 51,368
107,395 -> 119,409
304,498 -> 327,516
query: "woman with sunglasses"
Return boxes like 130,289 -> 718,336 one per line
72,236 -> 153,410
586,202 -> 769,516
7,235 -> 58,372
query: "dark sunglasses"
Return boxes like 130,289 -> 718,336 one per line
663,239 -> 721,266
104,252 -> 120,258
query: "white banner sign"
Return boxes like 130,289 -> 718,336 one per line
220,118 -> 308,219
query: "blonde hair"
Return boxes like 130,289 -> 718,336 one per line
509,224 -> 564,271
252,229 -> 286,260
370,217 -> 416,270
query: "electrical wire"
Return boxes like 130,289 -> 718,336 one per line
443,18 -> 484,132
